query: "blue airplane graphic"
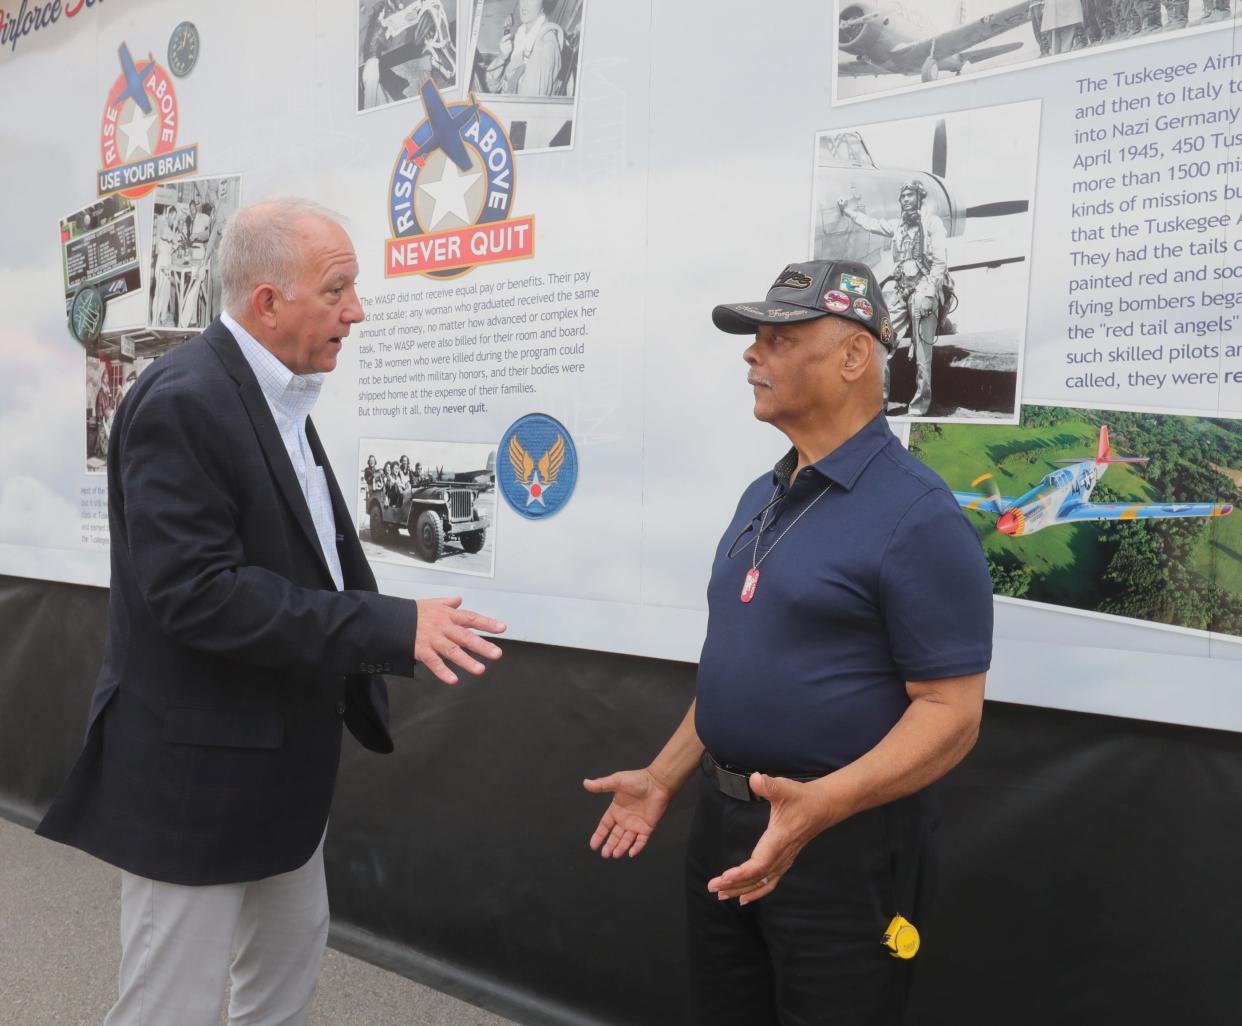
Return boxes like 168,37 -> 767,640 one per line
402,78 -> 480,172
112,43 -> 157,115
954,425 -> 1233,536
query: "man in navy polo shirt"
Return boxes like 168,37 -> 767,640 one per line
584,259 -> 993,1025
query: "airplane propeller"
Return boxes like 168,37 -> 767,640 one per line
838,8 -> 878,44
932,119 -> 947,178
839,7 -> 892,30
930,118 -> 1030,219
970,472 -> 1008,513
966,200 -> 1030,218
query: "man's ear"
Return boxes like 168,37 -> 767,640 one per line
250,285 -> 281,331
839,329 -> 876,381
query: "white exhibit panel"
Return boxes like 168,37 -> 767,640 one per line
3,0 -> 1242,728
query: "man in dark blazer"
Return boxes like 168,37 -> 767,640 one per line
38,197 -> 506,1026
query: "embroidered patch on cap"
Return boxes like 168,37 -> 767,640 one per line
772,266 -> 814,290
823,290 -> 851,314
840,273 -> 869,296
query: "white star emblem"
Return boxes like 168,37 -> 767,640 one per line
118,103 -> 156,160
419,157 -> 482,231
522,470 -> 554,507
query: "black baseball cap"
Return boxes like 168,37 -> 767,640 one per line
712,259 -> 894,350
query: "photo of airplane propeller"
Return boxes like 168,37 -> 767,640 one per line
837,1 -> 1032,83
955,425 -> 1234,537
816,118 -> 1029,279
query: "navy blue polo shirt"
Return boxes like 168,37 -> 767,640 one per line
695,413 -> 993,775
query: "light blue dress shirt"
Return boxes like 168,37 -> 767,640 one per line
221,311 -> 345,591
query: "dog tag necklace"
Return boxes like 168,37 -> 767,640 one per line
741,482 -> 833,603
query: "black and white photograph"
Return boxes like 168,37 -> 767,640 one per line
85,327 -> 195,473
357,438 -> 498,577
146,174 -> 241,332
835,0 -> 1240,105
59,196 -> 141,312
357,0 -> 461,114
467,0 -> 585,151
811,99 -> 1040,423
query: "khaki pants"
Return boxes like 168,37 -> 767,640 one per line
884,279 -> 939,417
104,833 -> 329,1026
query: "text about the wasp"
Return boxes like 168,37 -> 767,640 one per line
353,269 -> 600,419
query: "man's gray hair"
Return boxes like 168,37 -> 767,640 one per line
219,197 -> 346,318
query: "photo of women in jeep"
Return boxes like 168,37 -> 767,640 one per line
357,439 -> 498,577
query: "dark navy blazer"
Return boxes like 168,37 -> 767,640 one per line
38,319 -> 417,886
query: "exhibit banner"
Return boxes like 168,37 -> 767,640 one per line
3,0 -> 1242,729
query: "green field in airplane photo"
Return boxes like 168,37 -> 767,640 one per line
909,406 -> 1242,636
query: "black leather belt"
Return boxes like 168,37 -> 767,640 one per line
700,752 -> 822,802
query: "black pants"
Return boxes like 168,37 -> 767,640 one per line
686,774 -> 937,1026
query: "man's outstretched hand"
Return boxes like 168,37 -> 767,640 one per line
707,773 -> 841,905
414,597 -> 506,685
583,769 -> 674,859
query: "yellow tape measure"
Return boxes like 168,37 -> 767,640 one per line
882,915 -> 920,959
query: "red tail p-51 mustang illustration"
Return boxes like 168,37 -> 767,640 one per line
954,425 -> 1234,537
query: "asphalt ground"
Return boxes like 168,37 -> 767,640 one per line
0,816 -> 517,1026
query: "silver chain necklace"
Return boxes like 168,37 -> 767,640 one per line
741,481 -> 833,603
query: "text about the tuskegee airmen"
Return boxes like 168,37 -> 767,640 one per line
1063,50 -> 1242,403
353,270 -> 600,420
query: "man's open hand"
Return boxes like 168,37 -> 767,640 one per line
707,773 -> 840,905
413,597 -> 505,685
583,769 -> 673,859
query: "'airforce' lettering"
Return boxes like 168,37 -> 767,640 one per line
0,0 -> 104,56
